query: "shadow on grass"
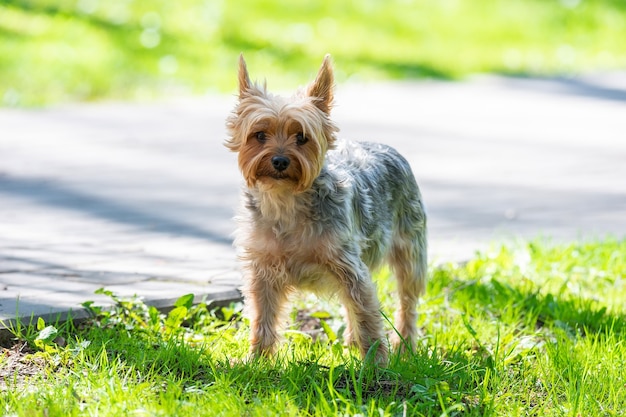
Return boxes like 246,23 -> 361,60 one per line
75,306 -> 491,416
352,57 -> 455,80
3,0 -> 136,32
218,32 -> 455,81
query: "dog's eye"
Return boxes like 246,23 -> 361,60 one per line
296,132 -> 308,145
255,131 -> 266,143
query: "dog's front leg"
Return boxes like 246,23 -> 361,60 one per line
245,267 -> 289,357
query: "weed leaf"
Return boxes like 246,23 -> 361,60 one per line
175,293 -> 194,309
165,306 -> 188,331
319,319 -> 337,343
36,325 -> 58,343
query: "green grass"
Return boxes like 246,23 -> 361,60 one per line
1,0 -> 626,106
1,238 -> 625,416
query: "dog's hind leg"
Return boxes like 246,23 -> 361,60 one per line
329,258 -> 388,364
388,226 -> 427,352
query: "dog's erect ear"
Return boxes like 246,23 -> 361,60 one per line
307,54 -> 334,114
238,54 -> 252,98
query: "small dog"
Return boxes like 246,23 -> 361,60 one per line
225,54 -> 427,363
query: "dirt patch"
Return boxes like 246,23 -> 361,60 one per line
295,309 -> 325,339
0,342 -> 46,390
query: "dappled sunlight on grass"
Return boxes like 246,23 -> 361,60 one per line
1,0 -> 626,106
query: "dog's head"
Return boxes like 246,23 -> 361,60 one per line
225,55 -> 339,193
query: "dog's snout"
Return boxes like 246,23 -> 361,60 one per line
271,155 -> 290,172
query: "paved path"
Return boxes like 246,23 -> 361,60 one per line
1,74 -> 625,327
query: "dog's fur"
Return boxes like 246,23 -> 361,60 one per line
225,55 -> 427,363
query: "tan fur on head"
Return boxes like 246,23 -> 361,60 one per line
225,55 -> 339,193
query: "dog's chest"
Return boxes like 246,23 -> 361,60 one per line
246,216 -> 342,285
254,216 -> 329,259
241,181 -> 354,286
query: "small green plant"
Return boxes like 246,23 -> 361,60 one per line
81,289 -> 243,342
33,318 -> 59,351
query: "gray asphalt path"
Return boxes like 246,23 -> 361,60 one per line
1,73 -> 625,326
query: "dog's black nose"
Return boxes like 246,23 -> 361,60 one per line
271,155 -> 290,172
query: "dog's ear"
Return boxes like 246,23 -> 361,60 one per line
238,54 -> 253,98
307,54 -> 334,114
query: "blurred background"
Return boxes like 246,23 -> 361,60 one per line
1,0 -> 626,107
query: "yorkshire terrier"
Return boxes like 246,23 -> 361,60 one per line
225,54 -> 427,363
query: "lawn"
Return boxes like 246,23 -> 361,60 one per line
1,0 -> 626,106
1,238 -> 625,416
